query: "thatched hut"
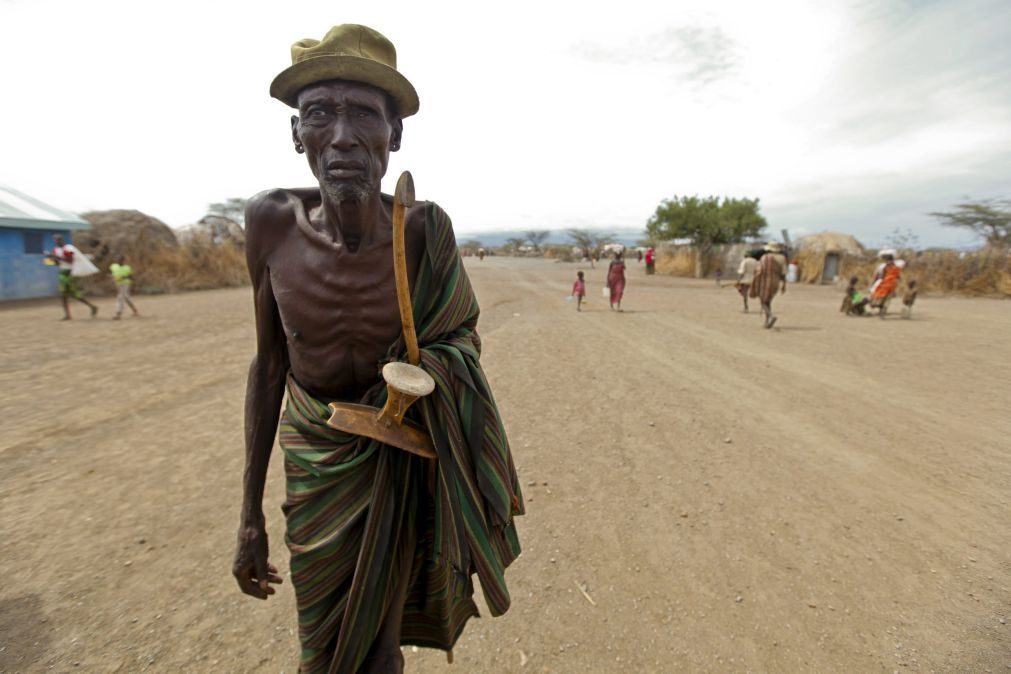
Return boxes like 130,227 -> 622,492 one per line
793,232 -> 866,284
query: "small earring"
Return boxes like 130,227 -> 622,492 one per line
295,143 -> 305,154
390,143 -> 400,151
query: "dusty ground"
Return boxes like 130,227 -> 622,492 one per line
1,256 -> 1009,673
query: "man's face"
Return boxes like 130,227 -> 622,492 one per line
293,80 -> 402,204
53,235 -> 64,246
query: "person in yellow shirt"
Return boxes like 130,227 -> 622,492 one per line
109,255 -> 140,319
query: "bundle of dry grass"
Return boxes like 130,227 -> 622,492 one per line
543,245 -> 577,262
656,247 -> 720,277
74,209 -> 248,295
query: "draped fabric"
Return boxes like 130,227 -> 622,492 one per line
279,202 -> 523,673
607,261 -> 626,304
872,263 -> 901,301
750,253 -> 786,304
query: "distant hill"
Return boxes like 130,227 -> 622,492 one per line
454,228 -> 646,248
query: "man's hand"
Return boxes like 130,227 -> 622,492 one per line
233,523 -> 283,599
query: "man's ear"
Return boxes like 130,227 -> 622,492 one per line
389,119 -> 403,152
290,115 -> 300,146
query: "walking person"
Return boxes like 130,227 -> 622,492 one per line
750,242 -> 787,328
644,246 -> 656,275
901,280 -> 919,319
571,270 -> 587,312
109,255 -> 140,319
735,250 -> 759,313
607,249 -> 627,311
45,234 -> 99,320
232,24 -> 522,674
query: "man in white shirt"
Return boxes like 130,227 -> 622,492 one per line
735,250 -> 759,313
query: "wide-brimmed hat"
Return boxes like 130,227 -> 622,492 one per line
878,248 -> 897,259
763,241 -> 784,253
270,24 -> 419,117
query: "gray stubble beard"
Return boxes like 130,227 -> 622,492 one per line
322,179 -> 374,205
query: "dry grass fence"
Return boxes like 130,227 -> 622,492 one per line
656,248 -> 721,278
658,246 -> 1011,297
75,210 -> 248,296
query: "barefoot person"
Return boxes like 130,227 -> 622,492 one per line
46,234 -> 99,320
109,255 -> 140,319
232,25 -> 523,674
571,270 -> 587,311
735,250 -> 759,313
901,279 -> 919,319
607,249 -> 627,311
750,241 -> 787,328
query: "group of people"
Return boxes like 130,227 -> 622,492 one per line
735,241 -> 788,328
733,244 -> 920,326
841,250 -> 918,319
570,249 -> 629,311
45,234 -> 140,320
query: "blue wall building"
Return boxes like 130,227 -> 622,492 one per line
0,186 -> 91,301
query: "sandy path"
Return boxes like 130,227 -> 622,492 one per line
1,257 -> 1008,673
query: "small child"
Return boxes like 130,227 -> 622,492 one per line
110,255 -> 140,319
571,271 -> 586,312
841,276 -> 869,316
840,277 -> 857,313
901,280 -> 918,319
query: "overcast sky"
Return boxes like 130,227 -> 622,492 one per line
2,0 -> 1008,248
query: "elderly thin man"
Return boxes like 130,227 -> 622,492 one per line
232,25 -> 523,674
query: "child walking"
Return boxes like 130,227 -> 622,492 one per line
110,255 -> 140,319
571,271 -> 586,312
901,280 -> 918,319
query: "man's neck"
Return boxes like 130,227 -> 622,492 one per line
320,190 -> 383,253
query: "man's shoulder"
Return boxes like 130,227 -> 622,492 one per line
245,188 -> 307,227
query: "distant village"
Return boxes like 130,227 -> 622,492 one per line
2,185 -> 1008,302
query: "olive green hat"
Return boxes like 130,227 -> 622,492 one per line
269,24 -> 419,117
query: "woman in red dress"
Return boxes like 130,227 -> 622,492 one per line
607,250 -> 627,311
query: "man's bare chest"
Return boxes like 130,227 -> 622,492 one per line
268,238 -> 405,345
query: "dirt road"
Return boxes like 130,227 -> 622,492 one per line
2,256 -> 1009,673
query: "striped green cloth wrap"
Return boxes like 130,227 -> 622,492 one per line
279,203 -> 524,674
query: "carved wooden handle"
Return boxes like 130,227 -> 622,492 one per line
393,171 -> 419,366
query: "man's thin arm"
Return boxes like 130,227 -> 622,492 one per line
233,195 -> 288,599
240,222 -> 288,527
241,344 -> 286,526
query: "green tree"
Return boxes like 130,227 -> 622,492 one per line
646,195 -> 767,277
930,199 -> 1011,247
207,197 -> 248,227
505,237 -> 528,254
525,230 -> 550,253
565,229 -> 593,259
590,232 -> 616,255
458,239 -> 483,254
565,229 -> 615,264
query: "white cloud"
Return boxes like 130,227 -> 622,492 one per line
0,0 -> 1007,247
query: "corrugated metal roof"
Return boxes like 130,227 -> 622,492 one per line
0,185 -> 90,230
